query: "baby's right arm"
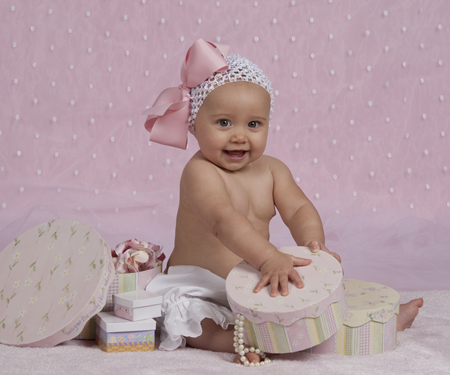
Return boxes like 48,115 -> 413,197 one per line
181,158 -> 310,296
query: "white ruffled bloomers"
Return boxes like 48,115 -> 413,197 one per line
146,265 -> 235,351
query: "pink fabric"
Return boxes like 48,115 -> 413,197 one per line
0,1 -> 449,291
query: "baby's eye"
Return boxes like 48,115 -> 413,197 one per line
248,121 -> 260,128
218,119 -> 231,127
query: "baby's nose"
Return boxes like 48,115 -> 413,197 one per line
231,129 -> 247,143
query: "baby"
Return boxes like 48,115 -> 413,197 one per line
144,39 -> 423,364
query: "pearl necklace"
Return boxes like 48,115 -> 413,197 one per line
233,313 -> 271,367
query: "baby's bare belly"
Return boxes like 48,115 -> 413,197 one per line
168,241 -> 244,280
168,226 -> 269,279
169,193 -> 273,279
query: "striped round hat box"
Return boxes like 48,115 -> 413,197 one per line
226,246 -> 348,353
304,279 -> 400,355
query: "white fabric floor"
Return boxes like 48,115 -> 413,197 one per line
1,290 -> 449,375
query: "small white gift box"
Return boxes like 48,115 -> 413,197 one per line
76,260 -> 163,339
96,312 -> 156,352
113,289 -> 162,321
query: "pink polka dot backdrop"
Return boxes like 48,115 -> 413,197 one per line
0,1 -> 449,290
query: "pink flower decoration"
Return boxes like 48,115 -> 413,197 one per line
129,238 -> 147,250
112,239 -> 164,274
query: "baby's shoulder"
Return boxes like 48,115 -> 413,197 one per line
181,152 -> 222,184
257,155 -> 294,182
257,155 -> 288,170
183,152 -> 218,173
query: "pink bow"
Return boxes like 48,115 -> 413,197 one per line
142,39 -> 230,149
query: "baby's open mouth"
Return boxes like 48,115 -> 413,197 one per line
225,150 -> 247,158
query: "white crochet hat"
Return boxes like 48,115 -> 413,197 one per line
188,53 -> 274,133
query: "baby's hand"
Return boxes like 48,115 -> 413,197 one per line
253,252 -> 312,297
308,240 -> 341,263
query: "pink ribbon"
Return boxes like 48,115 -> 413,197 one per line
142,39 -> 230,149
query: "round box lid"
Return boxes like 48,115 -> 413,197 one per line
226,246 -> 345,325
0,219 -> 114,347
343,279 -> 400,327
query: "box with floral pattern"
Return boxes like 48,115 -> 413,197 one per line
95,312 -> 155,352
226,246 -> 348,353
0,219 -> 114,348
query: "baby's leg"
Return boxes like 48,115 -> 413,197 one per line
185,318 -> 261,364
397,298 -> 423,331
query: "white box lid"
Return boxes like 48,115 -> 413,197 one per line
96,312 -> 156,332
113,289 -> 162,308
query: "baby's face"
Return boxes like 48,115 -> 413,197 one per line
193,81 -> 271,172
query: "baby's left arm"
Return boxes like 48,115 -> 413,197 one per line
269,157 -> 341,263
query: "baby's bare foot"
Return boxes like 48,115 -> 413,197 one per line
234,351 -> 261,366
397,298 -> 423,331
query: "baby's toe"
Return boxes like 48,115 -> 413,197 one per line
234,351 -> 262,366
